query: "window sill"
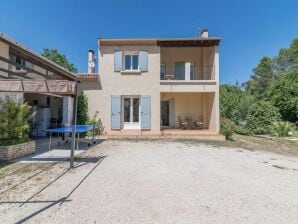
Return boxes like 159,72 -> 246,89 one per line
121,70 -> 142,75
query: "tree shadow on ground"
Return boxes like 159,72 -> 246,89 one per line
0,156 -> 106,223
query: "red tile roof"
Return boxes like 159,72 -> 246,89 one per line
76,73 -> 98,79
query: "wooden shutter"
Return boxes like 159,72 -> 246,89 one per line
141,95 -> 151,129
111,95 -> 121,129
114,51 -> 122,72
139,51 -> 148,72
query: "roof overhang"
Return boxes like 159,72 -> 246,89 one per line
0,34 -> 77,81
99,37 -> 221,47
0,79 -> 76,96
157,38 -> 220,47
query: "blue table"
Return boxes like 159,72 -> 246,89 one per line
45,125 -> 100,150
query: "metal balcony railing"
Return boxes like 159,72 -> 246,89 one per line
160,65 -> 215,81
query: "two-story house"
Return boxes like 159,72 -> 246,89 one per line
80,30 -> 221,137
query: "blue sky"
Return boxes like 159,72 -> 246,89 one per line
0,0 -> 297,83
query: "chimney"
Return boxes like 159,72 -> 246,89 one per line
88,49 -> 95,73
200,29 -> 208,38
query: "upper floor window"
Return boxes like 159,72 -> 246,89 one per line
124,54 -> 139,71
114,50 -> 148,72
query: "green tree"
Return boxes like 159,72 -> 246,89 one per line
77,93 -> 89,125
288,38 -> 298,70
220,84 -> 245,121
42,48 -> 77,73
274,37 -> 298,71
0,98 -> 34,145
233,94 -> 255,124
245,57 -> 274,97
245,101 -> 279,134
267,71 -> 298,122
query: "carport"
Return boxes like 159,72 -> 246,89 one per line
0,34 -> 79,168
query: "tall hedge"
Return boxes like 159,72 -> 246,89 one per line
245,101 -> 279,134
77,93 -> 89,125
267,71 -> 298,122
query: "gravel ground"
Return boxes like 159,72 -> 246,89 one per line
0,139 -> 298,224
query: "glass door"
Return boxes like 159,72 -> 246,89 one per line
175,62 -> 185,80
161,101 -> 169,126
123,96 -> 140,129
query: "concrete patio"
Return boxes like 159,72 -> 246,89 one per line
16,137 -> 99,163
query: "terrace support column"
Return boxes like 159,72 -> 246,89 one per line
185,62 -> 191,81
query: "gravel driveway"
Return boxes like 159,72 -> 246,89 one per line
1,139 -> 298,224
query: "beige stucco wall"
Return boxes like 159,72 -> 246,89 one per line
81,43 -> 220,134
81,45 -> 161,132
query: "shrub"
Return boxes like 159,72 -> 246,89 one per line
77,93 -> 89,125
271,121 -> 295,137
0,98 -> 34,146
220,118 -> 236,140
267,71 -> 298,122
245,101 -> 279,134
232,95 -> 255,124
88,110 -> 103,135
235,125 -> 251,135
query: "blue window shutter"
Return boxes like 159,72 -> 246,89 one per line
114,51 -> 122,72
111,95 -> 121,129
139,51 -> 148,72
141,95 -> 151,129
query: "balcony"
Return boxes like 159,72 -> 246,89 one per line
160,64 -> 216,84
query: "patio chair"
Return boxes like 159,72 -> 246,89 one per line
196,115 -> 204,129
178,116 -> 188,130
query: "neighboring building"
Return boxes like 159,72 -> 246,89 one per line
0,34 -> 77,136
80,30 -> 221,136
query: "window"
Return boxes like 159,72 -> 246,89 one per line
15,57 -> 23,70
124,54 -> 139,71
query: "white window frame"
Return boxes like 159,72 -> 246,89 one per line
122,95 -> 141,130
123,52 -> 139,71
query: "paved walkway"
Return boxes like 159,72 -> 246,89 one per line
17,137 -> 93,163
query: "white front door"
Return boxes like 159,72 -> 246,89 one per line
123,96 -> 140,129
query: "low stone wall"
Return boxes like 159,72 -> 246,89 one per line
0,141 -> 36,161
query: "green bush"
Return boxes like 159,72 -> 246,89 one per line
235,125 -> 251,135
271,121 -> 295,137
220,118 -> 236,140
267,71 -> 298,122
0,98 -> 34,146
88,110 -> 103,135
245,101 -> 279,134
233,95 -> 255,124
77,93 -> 89,125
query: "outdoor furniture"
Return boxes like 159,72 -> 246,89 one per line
178,116 -> 188,129
178,116 -> 204,130
45,125 -> 101,150
164,74 -> 175,80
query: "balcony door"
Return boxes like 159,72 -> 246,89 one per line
123,96 -> 140,129
175,62 -> 185,80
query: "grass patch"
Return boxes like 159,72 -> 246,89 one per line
0,162 -> 53,179
0,161 -> 13,169
292,128 -> 298,138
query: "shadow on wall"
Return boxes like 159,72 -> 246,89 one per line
78,80 -> 102,91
